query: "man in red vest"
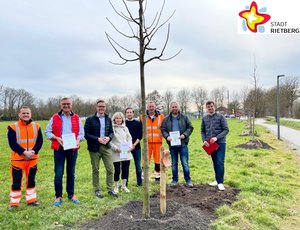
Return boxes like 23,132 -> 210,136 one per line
45,97 -> 85,206
7,106 -> 43,211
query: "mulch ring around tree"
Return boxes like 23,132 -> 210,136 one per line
235,138 -> 273,149
80,184 -> 240,230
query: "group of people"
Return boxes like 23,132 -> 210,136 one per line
7,97 -> 229,211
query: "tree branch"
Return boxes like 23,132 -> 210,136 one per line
105,32 -> 140,64
145,24 -> 182,64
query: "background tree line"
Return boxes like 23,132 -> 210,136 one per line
0,77 -> 299,120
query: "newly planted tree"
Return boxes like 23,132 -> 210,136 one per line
106,0 -> 180,218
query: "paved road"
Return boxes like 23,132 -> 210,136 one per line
256,118 -> 300,154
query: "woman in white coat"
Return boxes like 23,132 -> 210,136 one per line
110,112 -> 133,193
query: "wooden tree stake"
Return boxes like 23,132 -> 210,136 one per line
160,146 -> 170,214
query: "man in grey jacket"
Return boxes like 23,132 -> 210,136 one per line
201,101 -> 229,191
161,101 -> 194,187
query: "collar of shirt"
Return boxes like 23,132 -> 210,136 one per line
62,111 -> 73,117
171,114 -> 179,119
97,113 -> 105,118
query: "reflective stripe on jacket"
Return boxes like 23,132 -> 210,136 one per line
51,113 -> 80,150
9,120 -> 39,161
141,112 -> 164,143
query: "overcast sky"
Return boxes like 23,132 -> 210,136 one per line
0,0 -> 299,101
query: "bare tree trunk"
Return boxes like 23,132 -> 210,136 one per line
138,0 -> 150,218
251,108 -> 255,139
248,114 -> 252,133
106,0 -> 180,218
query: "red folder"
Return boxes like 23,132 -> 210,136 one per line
202,140 -> 219,155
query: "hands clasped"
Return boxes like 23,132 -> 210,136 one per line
98,137 -> 110,145
23,150 -> 35,160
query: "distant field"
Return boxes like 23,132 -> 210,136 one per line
0,119 -> 299,229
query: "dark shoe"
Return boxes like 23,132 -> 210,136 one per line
108,190 -> 118,198
186,181 -> 194,188
137,183 -> 142,187
8,206 -> 18,211
28,201 -> 40,206
170,181 -> 178,187
95,190 -> 103,198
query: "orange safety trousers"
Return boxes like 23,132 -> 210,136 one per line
148,142 -> 162,165
10,159 -> 38,206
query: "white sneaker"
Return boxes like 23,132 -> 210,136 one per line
114,182 -> 119,194
121,186 -> 130,193
208,181 -> 218,186
114,186 -> 119,194
218,183 -> 225,191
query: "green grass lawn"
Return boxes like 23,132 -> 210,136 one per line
266,117 -> 300,131
0,119 -> 299,229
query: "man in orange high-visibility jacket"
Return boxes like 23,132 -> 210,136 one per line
141,101 -> 164,180
7,106 -> 43,211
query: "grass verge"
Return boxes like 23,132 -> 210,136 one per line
266,117 -> 300,131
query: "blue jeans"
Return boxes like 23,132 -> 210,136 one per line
132,148 -> 142,185
211,143 -> 226,184
54,149 -> 78,198
170,145 -> 191,183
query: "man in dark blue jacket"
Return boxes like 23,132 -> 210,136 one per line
84,99 -> 117,198
161,101 -> 194,187
201,101 -> 229,191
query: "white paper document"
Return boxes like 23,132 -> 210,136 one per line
169,131 -> 181,146
120,143 -> 130,159
62,133 -> 77,150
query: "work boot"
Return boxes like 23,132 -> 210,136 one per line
8,206 -> 18,211
154,171 -> 160,182
28,201 -> 40,206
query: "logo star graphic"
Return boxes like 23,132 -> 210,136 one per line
239,1 -> 271,33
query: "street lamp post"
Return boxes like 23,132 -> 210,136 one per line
277,74 -> 285,140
